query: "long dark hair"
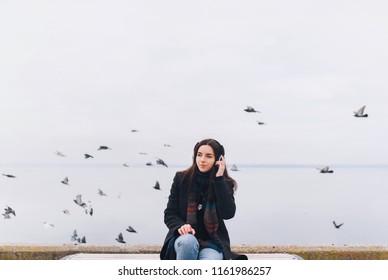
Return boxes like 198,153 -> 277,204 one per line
182,139 -> 237,198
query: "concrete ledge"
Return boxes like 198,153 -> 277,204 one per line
61,253 -> 302,260
1,244 -> 388,260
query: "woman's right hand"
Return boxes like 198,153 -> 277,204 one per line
178,224 -> 196,235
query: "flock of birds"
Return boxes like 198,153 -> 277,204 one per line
1,104 -> 369,243
2,142 -> 171,244
243,105 -> 369,230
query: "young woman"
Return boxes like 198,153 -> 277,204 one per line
160,139 -> 247,260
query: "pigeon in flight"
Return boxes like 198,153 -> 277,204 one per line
230,164 -> 239,171
164,144 -> 172,147
78,236 -> 86,243
63,209 -> 70,215
2,174 -> 16,178
116,232 -> 126,243
123,163 -> 130,167
354,105 -> 368,117
44,222 -> 55,229
153,181 -> 161,190
71,230 -> 78,241
84,154 -> 94,159
156,158 -> 168,168
61,177 -> 70,185
333,221 -> 344,229
126,226 -> 137,233
85,201 -> 93,216
146,162 -> 153,166
98,146 -> 111,150
4,206 -> 16,216
73,194 -> 87,208
131,129 -> 140,132
56,151 -> 66,157
244,106 -> 260,113
257,121 -> 266,125
317,166 -> 334,173
98,188 -> 107,196
3,206 -> 16,219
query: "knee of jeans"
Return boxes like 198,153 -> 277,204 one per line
198,248 -> 224,260
176,234 -> 199,250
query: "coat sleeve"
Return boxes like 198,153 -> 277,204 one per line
213,177 -> 236,220
164,172 -> 186,234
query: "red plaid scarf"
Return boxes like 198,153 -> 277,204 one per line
186,173 -> 223,252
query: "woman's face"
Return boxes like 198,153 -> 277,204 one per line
196,145 -> 216,172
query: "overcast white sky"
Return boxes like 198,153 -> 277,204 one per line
1,0 -> 388,168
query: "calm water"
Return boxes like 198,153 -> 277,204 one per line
1,165 -> 388,245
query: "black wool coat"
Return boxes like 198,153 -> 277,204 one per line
160,171 -> 247,260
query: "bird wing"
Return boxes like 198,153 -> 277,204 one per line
356,106 -> 366,116
127,226 -> 136,232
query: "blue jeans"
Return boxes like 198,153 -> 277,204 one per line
174,234 -> 223,260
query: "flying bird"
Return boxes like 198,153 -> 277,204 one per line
84,153 -> 94,159
73,194 -> 87,208
131,129 -> 140,132
317,166 -> 334,173
4,206 -> 16,216
61,177 -> 70,185
156,158 -> 168,167
78,236 -> 86,243
70,230 -> 78,241
63,209 -> 70,215
333,221 -> 344,229
98,188 -> 107,196
164,144 -> 172,147
354,105 -> 368,117
56,151 -> 66,157
84,201 -> 93,216
126,226 -> 137,233
257,121 -> 266,125
97,146 -> 111,150
123,163 -> 130,167
116,232 -> 126,243
244,106 -> 260,113
2,174 -> 16,178
153,181 -> 161,190
43,222 -> 55,229
230,164 -> 239,171
146,162 -> 153,166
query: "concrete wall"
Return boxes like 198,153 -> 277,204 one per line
2,244 -> 388,260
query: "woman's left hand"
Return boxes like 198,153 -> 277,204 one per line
215,155 -> 226,177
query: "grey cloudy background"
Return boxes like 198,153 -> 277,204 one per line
2,0 -> 388,246
1,0 -> 388,168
